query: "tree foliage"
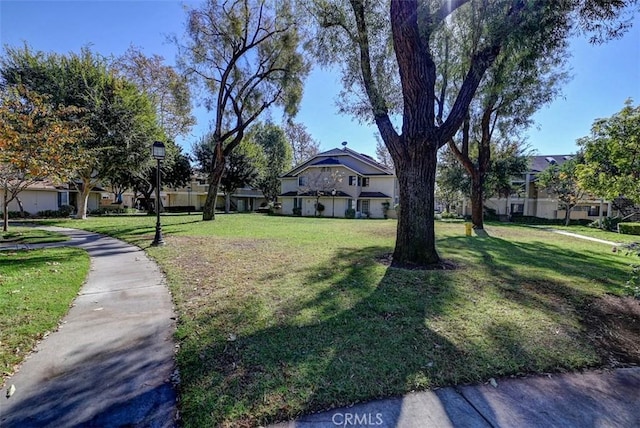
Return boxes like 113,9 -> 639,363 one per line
251,122 -> 293,203
113,46 -> 195,141
0,45 -> 164,219
444,4 -> 569,229
309,0 -> 635,267
576,99 -> 640,204
177,0 -> 310,221
537,158 -> 585,226
0,84 -> 89,230
285,121 -> 320,166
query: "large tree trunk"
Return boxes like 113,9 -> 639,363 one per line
224,193 -> 231,214
2,184 -> 8,232
470,176 -> 484,229
202,158 -> 225,221
564,205 -> 571,226
393,147 -> 440,268
75,178 -> 92,220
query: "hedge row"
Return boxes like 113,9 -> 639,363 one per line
619,223 -> 640,236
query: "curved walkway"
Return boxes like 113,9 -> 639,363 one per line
0,227 -> 177,428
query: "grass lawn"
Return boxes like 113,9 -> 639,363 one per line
1,226 -> 70,244
0,236 -> 89,384
34,214 -> 640,427
535,224 -> 640,245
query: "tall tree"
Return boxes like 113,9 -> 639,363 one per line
311,0 -> 635,267
0,85 -> 88,231
177,0 -> 310,221
113,46 -> 195,141
576,99 -> 640,204
285,121 -> 320,165
252,122 -> 293,203
193,136 -> 260,213
444,6 -> 568,229
375,136 -> 394,170
538,158 -> 585,226
0,45 -> 163,219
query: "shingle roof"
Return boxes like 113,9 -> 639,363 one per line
530,155 -> 573,172
280,190 -> 354,198
359,191 -> 390,198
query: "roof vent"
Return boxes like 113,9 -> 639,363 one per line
563,155 -> 573,160
545,157 -> 557,164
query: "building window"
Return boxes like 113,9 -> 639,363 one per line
293,198 -> 301,209
347,199 -> 354,209
298,176 -> 307,186
349,176 -> 357,186
58,191 -> 69,207
588,205 -> 600,216
511,203 -> 524,214
321,167 -> 331,172
361,199 -> 370,214
362,177 -> 370,187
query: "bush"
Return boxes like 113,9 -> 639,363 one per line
510,216 -> 591,226
3,211 -> 30,219
315,202 -> 325,214
382,201 -> 390,219
591,216 -> 624,232
484,207 -> 499,221
441,211 -> 458,219
59,205 -> 75,217
165,205 -> 196,213
345,208 -> 356,219
292,207 -> 302,216
619,223 -> 640,236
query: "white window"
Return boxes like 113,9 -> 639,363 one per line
362,177 -> 370,187
298,176 -> 308,186
349,176 -> 357,186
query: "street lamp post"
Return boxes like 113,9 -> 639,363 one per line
331,188 -> 337,217
151,141 -> 166,246
187,186 -> 192,215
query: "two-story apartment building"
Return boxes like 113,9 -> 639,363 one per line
468,155 -> 615,222
279,147 -> 397,219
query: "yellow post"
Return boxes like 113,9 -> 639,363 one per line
465,223 -> 472,236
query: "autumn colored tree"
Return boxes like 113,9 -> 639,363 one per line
1,45 -> 163,219
0,85 -> 88,231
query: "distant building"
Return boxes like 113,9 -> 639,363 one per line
279,147 -> 397,219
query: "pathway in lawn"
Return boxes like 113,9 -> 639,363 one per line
0,227 -> 177,427
529,226 -> 623,246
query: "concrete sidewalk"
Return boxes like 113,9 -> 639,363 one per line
272,367 -> 640,428
0,227 -> 177,427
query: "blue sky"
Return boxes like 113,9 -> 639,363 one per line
1,1 -> 639,158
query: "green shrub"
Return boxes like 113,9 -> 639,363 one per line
484,207 -> 499,221
315,202 -> 325,214
345,208 -> 356,219
441,211 -> 458,219
59,205 -> 75,217
381,201 -> 390,219
511,216 -> 591,226
292,207 -> 302,216
619,223 -> 640,235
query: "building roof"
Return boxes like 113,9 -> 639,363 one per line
280,190 -> 353,198
359,191 -> 391,198
282,146 -> 394,177
530,155 -> 574,173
